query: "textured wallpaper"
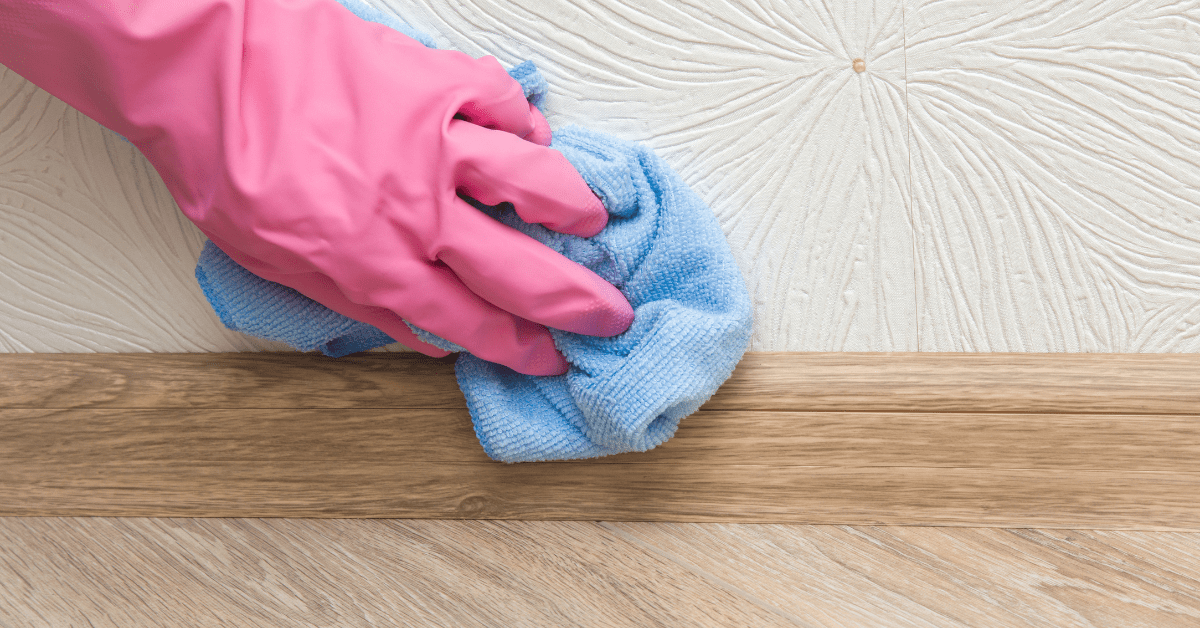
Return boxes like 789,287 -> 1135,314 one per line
0,0 -> 1196,353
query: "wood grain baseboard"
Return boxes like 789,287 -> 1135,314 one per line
2,352 -> 1198,529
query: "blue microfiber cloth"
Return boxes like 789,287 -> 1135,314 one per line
195,0 -> 753,462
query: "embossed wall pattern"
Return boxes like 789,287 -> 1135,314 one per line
0,0 -> 1196,352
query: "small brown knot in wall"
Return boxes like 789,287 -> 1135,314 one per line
853,58 -> 866,73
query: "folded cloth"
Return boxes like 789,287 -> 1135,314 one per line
195,0 -> 753,462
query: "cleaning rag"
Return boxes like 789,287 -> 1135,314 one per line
195,0 -> 753,462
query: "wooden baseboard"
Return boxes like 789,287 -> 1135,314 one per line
2,352 -> 1198,529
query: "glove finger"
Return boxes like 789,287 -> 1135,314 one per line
448,119 -> 608,238
526,103 -> 552,146
455,55 -> 541,141
437,196 -> 634,338
397,261 -> 570,376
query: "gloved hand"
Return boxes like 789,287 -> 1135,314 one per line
0,0 -> 634,375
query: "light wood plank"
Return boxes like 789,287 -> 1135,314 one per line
4,352 -> 1200,527
3,461 -> 1199,529
4,518 -> 1199,627
710,352 -> 1200,413
0,518 -> 794,627
6,352 -> 1200,413
0,352 -> 463,409
0,407 -> 489,463
610,410 -> 1200,471
5,407 -> 1200,472
608,523 -> 1200,627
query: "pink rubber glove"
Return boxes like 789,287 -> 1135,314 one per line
0,0 -> 633,375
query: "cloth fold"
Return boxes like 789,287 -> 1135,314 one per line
195,0 -> 753,462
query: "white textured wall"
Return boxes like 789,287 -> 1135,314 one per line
906,0 -> 1200,351
0,0 -> 1197,353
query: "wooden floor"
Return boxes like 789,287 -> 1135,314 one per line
2,352 -> 1200,528
2,518 -> 1199,627
4,351 -> 1200,625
